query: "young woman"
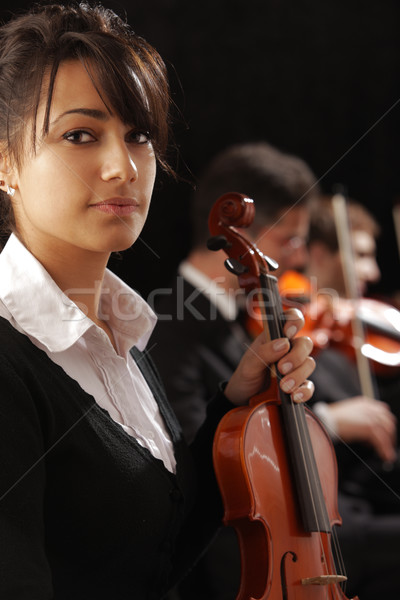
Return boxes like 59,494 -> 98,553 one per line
0,3 -> 314,598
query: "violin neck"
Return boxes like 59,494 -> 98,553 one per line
259,273 -> 331,533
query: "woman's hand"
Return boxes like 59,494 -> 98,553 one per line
224,308 -> 315,406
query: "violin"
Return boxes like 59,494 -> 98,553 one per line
246,214 -> 400,378
278,269 -> 400,376
207,192 -> 358,600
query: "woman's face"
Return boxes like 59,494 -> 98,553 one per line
10,60 -> 157,260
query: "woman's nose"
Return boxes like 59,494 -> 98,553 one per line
101,140 -> 138,183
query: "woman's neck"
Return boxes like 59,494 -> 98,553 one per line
44,247 -> 119,350
49,256 -> 109,323
16,230 -> 121,350
23,235 -> 110,323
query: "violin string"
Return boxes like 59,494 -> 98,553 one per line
267,277 -> 323,517
255,274 -> 357,597
331,525 -> 347,594
270,275 -> 354,593
288,400 -> 331,567
284,360 -> 350,591
265,275 -> 335,579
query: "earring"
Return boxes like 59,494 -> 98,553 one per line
7,185 -> 15,197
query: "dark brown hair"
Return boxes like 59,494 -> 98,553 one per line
191,141 -> 319,248
0,1 -> 172,245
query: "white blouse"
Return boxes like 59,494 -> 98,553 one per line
0,234 -> 176,473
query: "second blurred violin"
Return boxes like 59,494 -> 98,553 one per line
277,269 -> 400,376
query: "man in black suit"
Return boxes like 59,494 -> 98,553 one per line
150,141 -> 318,599
151,145 -> 400,600
150,142 -> 315,444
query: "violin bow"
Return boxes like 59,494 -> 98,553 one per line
393,201 -> 400,262
331,192 -> 376,399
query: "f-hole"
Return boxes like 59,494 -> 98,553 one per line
280,551 -> 297,600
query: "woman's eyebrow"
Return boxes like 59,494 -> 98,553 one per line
50,107 -> 110,126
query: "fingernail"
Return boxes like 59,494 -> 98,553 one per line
279,361 -> 292,374
286,325 -> 297,339
293,391 -> 304,402
273,339 -> 289,352
281,378 -> 295,393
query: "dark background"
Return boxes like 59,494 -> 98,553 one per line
2,0 -> 400,299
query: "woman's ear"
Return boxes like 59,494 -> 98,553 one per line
0,150 -> 17,196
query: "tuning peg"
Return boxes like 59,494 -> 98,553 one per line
224,258 -> 249,276
207,235 -> 231,251
263,254 -> 279,272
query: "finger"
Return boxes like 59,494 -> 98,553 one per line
380,412 -> 397,434
371,428 -> 397,463
283,308 -> 304,339
367,404 -> 397,461
378,413 -> 397,445
251,335 -> 291,366
279,356 -> 316,397
290,379 -> 315,404
277,336 -> 314,376
225,336 -> 291,406
368,404 -> 397,438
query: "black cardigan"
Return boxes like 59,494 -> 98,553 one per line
0,317 -> 232,599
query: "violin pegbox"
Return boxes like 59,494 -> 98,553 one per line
207,192 -> 279,291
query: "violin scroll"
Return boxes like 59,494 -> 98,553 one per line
210,192 -> 255,229
207,192 -> 278,293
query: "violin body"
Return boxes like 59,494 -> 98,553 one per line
214,380 -> 351,600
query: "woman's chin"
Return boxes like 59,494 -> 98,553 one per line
102,230 -> 141,254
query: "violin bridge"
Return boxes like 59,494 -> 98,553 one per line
302,575 -> 347,586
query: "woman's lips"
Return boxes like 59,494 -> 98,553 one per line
90,198 -> 138,216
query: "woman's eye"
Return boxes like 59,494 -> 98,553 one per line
128,130 -> 150,144
63,130 -> 95,144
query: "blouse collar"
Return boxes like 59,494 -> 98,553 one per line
0,234 -> 157,354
